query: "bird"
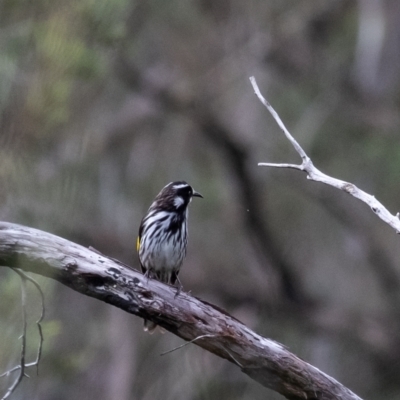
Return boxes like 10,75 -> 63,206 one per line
137,181 -> 203,332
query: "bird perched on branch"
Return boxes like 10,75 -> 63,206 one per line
137,181 -> 203,332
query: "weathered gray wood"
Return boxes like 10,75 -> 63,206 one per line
0,221 -> 362,400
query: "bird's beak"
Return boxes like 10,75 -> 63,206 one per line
192,190 -> 203,198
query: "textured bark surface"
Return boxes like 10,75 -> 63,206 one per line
0,222 -> 362,400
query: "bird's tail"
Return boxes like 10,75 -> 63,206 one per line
144,320 -> 166,334
143,319 -> 157,334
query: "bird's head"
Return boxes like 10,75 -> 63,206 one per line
153,181 -> 203,211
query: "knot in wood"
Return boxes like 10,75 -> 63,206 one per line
342,183 -> 355,194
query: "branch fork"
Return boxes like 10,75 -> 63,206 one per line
250,76 -> 400,234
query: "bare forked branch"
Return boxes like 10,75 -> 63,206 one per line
249,76 -> 400,234
0,269 -> 45,400
1,270 -> 27,400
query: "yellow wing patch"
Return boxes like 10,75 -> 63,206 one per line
136,236 -> 140,252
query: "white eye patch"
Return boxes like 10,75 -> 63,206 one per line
174,196 -> 185,208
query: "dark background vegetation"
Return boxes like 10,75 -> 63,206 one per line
1,1 -> 400,399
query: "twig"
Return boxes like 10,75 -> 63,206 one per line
15,270 -> 44,375
249,76 -> 400,234
224,349 -> 244,368
160,334 -> 217,356
1,270 -> 28,400
161,334 -> 244,368
0,269 -> 45,399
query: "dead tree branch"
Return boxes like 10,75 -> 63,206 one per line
0,221 -> 362,400
250,76 -> 400,234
